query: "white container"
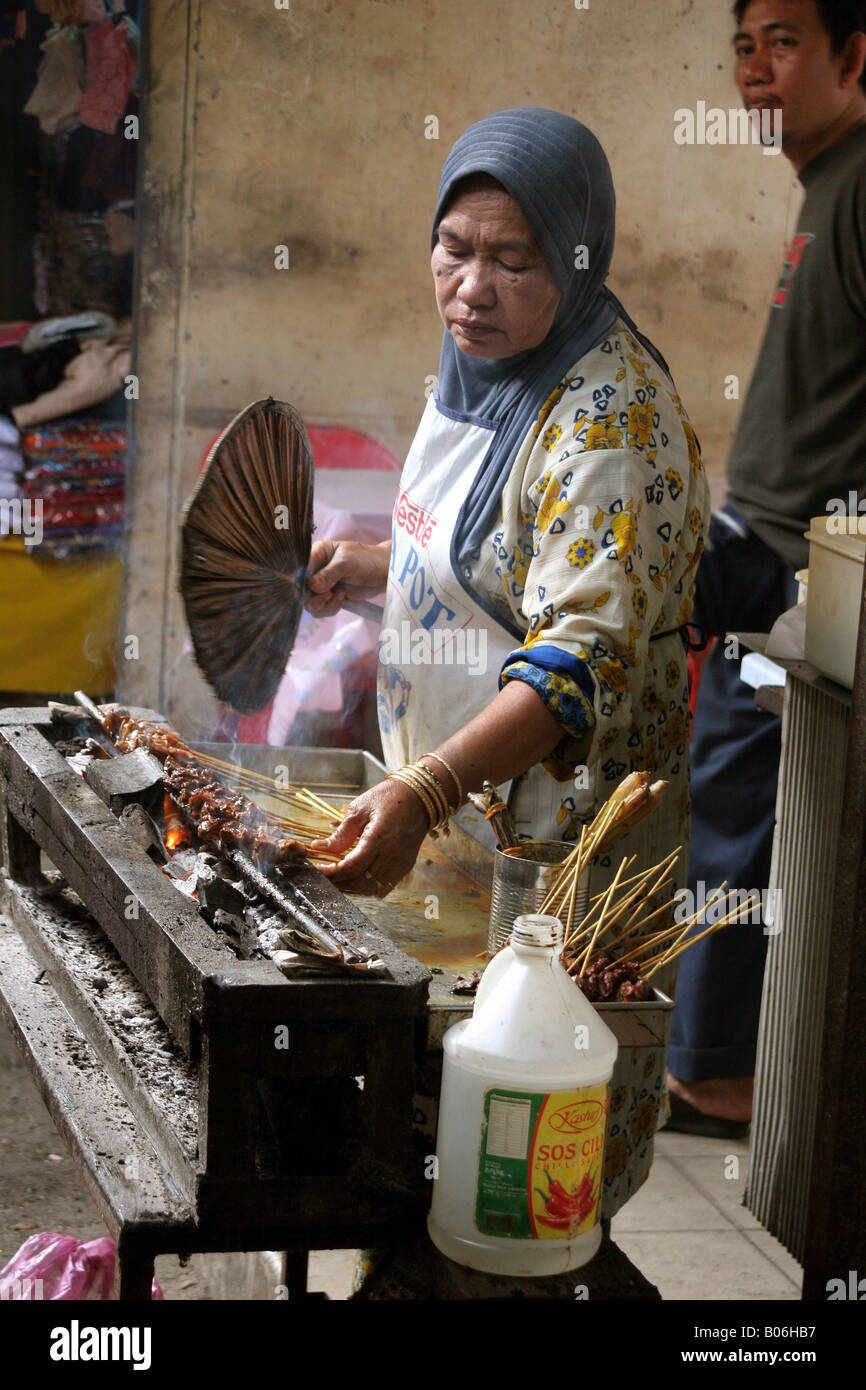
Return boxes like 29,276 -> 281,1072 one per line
427,914 -> 618,1276
804,516 -> 866,689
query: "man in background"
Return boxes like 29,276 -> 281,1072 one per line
667,0 -> 866,1134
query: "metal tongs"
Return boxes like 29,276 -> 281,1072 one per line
468,780 -> 520,851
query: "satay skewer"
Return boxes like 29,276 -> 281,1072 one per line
642,896 -> 760,978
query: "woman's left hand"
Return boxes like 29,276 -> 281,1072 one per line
311,777 -> 431,896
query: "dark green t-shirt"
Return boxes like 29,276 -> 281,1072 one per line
726,123 -> 866,570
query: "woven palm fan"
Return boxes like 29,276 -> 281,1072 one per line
180,397 -> 383,714
180,398 -> 315,714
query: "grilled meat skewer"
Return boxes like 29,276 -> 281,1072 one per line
162,756 -> 305,869
101,713 -> 306,869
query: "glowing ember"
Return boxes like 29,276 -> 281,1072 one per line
163,794 -> 190,853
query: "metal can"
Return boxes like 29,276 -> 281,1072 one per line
488,840 -> 586,954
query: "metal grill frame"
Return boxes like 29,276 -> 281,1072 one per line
0,706 -> 431,1294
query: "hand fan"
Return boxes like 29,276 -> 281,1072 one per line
180,398 -> 382,714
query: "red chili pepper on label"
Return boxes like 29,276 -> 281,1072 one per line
547,1177 -> 572,1204
537,1213 -> 576,1230
539,1170 -> 598,1230
544,1197 -> 573,1219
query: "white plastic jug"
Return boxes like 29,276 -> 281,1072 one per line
427,913 -> 618,1276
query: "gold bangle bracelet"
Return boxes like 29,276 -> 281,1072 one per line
423,752 -> 463,808
387,761 -> 453,837
388,768 -> 437,829
413,763 -> 450,821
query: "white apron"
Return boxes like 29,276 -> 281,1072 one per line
377,394 -> 680,1222
377,397 -> 517,838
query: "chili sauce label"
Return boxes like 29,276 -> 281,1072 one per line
474,1085 -> 609,1240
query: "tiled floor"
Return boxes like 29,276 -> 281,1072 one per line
2,1012 -> 803,1301
305,1127 -> 804,1301
612,1128 -> 803,1300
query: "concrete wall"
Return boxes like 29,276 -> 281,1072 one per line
123,0 -> 800,721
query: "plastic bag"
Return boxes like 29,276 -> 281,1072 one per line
0,1233 -> 163,1300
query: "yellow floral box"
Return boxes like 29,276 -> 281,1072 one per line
598,989 -> 674,1218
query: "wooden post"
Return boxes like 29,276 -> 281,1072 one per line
0,802 -> 42,886
279,1249 -> 309,1300
113,1236 -> 157,1302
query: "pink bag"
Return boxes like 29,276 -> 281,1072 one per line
0,1233 -> 163,1301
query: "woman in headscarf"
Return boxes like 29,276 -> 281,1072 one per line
309,109 -> 709,929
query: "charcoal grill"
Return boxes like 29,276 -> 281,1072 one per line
0,705 -> 431,1298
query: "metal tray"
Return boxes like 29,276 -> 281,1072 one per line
195,744 -> 675,1054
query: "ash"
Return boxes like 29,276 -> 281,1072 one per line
162,850 -> 315,967
29,875 -> 199,1156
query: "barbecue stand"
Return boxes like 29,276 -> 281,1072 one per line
0,706 -> 430,1298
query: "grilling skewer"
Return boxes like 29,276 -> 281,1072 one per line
72,700 -> 380,969
157,751 -> 378,966
219,843 -> 375,967
160,778 -> 379,969
73,690 -> 121,758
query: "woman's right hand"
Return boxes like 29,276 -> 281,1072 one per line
305,539 -> 391,618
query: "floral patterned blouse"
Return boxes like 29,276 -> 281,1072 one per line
445,323 -> 712,883
378,321 -> 709,1221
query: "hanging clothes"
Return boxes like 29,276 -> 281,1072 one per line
35,1 -> 107,23
23,26 -> 84,136
77,19 -> 135,135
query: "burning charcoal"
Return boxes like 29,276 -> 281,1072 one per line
244,908 -> 285,937
197,873 -> 248,916
119,803 -> 170,862
55,736 -> 89,757
210,909 -> 245,935
163,848 -> 199,880
210,911 -> 255,958
165,873 -> 198,899
191,861 -> 217,890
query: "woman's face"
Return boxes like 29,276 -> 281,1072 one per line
431,180 -> 561,358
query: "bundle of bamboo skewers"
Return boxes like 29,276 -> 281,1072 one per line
536,771 -> 759,998
187,751 -> 353,868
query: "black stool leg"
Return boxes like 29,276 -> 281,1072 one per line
114,1240 -> 156,1301
279,1249 -> 309,1299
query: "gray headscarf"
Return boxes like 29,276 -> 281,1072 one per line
432,107 -> 668,635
